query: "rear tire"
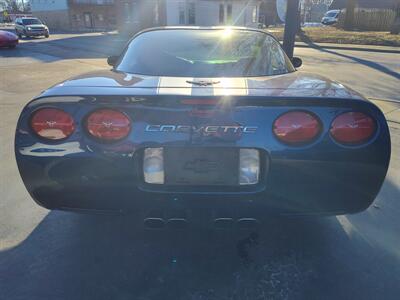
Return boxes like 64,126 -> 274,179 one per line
45,34 -> 49,38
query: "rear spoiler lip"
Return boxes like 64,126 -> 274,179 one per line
37,85 -> 364,100
29,94 -> 373,108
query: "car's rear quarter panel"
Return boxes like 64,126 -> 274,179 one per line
15,93 -> 391,216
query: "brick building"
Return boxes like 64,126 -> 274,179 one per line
69,0 -> 117,30
30,0 -> 117,30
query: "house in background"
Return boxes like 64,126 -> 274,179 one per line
30,0 -> 117,30
258,0 -> 279,26
68,0 -> 117,30
165,0 -> 260,26
29,0 -> 261,32
117,0 -> 261,34
116,0 -> 166,34
30,0 -> 70,29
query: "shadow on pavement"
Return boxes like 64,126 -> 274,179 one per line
0,33 -> 128,62
1,195 -> 400,300
298,32 -> 400,80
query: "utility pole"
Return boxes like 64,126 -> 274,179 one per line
282,0 -> 301,60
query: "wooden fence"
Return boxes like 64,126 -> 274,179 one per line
338,9 -> 396,31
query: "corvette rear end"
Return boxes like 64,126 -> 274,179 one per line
15,27 -> 390,225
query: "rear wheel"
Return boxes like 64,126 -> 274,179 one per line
45,33 -> 49,38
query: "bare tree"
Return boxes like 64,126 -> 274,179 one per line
344,0 -> 356,30
2,0 -> 27,13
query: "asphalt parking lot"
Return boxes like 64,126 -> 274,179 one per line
1,33 -> 400,300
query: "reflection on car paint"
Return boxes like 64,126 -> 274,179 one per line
19,142 -> 84,157
39,71 -> 364,99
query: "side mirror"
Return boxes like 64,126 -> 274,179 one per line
292,57 -> 302,68
107,55 -> 118,67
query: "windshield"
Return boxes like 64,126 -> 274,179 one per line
116,29 -> 295,77
22,18 -> 42,25
325,12 -> 338,18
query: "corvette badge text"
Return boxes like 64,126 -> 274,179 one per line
145,125 -> 258,134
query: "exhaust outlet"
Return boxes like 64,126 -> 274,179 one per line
237,218 -> 259,229
214,218 -> 234,229
144,217 -> 165,229
167,218 -> 188,229
167,209 -> 188,229
144,210 -> 165,229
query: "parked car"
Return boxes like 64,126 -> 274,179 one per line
15,17 -> 49,38
15,27 -> 390,228
0,30 -> 18,48
321,10 -> 341,25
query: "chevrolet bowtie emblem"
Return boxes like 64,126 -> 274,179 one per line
186,80 -> 220,86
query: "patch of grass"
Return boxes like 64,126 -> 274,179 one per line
268,27 -> 400,47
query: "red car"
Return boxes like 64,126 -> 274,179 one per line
0,30 -> 19,48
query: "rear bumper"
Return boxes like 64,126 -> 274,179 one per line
26,31 -> 47,36
16,148 -> 389,216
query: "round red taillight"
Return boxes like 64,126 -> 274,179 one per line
86,109 -> 131,141
31,108 -> 75,140
273,111 -> 321,144
330,112 -> 376,145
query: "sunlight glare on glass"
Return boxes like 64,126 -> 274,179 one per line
221,27 -> 233,39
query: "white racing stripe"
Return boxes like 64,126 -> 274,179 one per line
157,77 -> 193,95
156,77 -> 249,96
213,78 -> 249,96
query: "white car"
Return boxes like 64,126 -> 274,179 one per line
15,17 -> 49,38
321,10 -> 340,25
